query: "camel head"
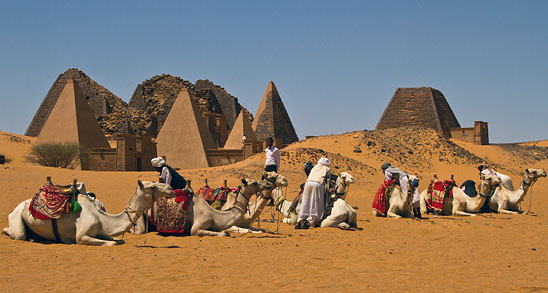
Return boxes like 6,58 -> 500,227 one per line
478,173 -> 502,197
338,172 -> 355,186
524,168 -> 547,185
262,171 -> 288,187
133,180 -> 175,211
240,178 -> 274,196
406,174 -> 419,204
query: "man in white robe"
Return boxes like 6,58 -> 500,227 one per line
296,157 -> 331,229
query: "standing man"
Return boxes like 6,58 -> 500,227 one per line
151,157 -> 187,190
296,157 -> 331,229
264,137 -> 280,173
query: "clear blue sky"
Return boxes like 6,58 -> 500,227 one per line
1,0 -> 547,143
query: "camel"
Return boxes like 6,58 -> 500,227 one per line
134,178 -> 273,237
373,174 -> 419,218
488,168 -> 546,214
278,172 -> 357,229
221,172 -> 288,233
418,173 -> 501,217
2,181 -> 174,246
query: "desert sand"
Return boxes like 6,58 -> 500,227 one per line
1,129 -> 547,291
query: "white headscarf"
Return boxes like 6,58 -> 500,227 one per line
318,157 -> 330,167
151,157 -> 166,168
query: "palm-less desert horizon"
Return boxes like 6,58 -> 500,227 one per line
1,127 -> 547,291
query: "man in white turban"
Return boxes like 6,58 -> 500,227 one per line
296,157 -> 331,229
151,157 -> 187,189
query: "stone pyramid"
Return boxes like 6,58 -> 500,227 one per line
224,110 -> 256,149
375,87 -> 461,138
36,78 -> 110,150
156,88 -> 216,170
252,81 -> 298,145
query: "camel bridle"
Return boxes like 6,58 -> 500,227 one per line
125,184 -> 163,230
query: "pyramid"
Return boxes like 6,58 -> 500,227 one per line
224,110 -> 256,149
252,81 -> 298,145
156,88 -> 216,170
36,78 -> 110,150
375,87 -> 461,138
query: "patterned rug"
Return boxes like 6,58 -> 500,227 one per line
29,183 -> 75,220
150,188 -> 192,234
426,180 -> 455,212
372,178 -> 398,216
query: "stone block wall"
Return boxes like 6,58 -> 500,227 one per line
87,148 -> 117,171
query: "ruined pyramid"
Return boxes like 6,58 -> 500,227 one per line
156,88 -> 217,170
375,87 -> 461,138
224,110 -> 256,149
36,79 -> 110,169
252,81 -> 298,145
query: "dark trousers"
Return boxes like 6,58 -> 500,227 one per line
265,165 -> 278,173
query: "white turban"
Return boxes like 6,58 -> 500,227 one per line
151,157 -> 166,168
318,157 -> 330,167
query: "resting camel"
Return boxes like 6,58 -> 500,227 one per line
418,174 -> 501,217
134,178 -> 273,237
2,181 -> 174,246
278,172 -> 357,229
488,168 -> 546,214
373,174 -> 419,218
222,172 -> 288,233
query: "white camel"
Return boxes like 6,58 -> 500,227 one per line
419,174 -> 501,217
489,168 -> 546,214
278,172 -> 357,229
2,181 -> 174,246
135,178 -> 273,237
222,172 -> 288,233
373,174 -> 419,218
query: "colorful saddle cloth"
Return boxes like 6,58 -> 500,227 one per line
426,180 -> 456,212
29,183 -> 76,220
372,178 -> 398,216
150,188 -> 192,234
198,185 -> 231,202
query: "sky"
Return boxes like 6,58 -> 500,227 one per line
1,0 -> 547,143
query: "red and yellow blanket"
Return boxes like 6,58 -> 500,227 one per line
29,183 -> 75,220
372,178 -> 398,216
426,180 -> 455,212
150,188 -> 192,234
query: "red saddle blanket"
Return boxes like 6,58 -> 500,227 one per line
426,180 -> 455,212
150,188 -> 192,234
197,185 -> 231,202
372,178 -> 398,216
29,183 -> 75,220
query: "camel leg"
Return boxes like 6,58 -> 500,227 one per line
387,212 -> 402,219
321,213 -> 348,229
453,210 -> 476,217
77,235 -> 121,246
499,209 -> 518,215
3,201 -> 28,240
223,226 -> 263,234
194,229 -> 230,237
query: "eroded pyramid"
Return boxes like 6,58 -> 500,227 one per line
375,87 -> 461,138
252,81 -> 298,145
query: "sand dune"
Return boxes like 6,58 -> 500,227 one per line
1,129 -> 547,291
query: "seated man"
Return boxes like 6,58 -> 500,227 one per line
151,157 -> 187,190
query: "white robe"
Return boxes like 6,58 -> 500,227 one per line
298,181 -> 325,225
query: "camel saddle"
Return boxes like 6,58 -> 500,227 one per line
372,178 -> 398,216
198,185 -> 232,210
426,179 -> 456,212
150,188 -> 192,235
29,183 -> 78,220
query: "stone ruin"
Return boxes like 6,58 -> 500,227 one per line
376,87 -> 488,145
26,69 -> 300,170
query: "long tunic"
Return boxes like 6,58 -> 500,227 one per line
298,164 -> 330,225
